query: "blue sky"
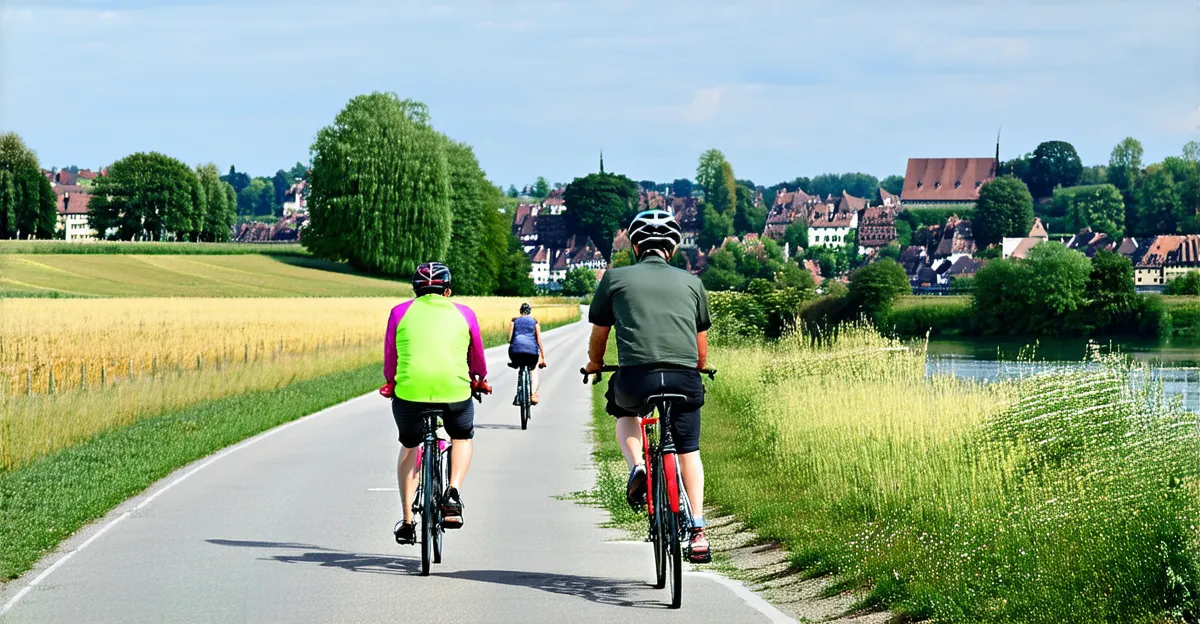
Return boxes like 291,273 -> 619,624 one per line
2,0 -> 1196,188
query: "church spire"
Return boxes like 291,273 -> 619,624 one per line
993,125 -> 1001,177
600,150 -> 605,174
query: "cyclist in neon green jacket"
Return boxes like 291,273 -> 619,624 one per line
379,262 -> 491,545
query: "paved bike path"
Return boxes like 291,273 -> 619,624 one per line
0,317 -> 790,623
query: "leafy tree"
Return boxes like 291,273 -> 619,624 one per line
272,169 -> 292,206
506,185 -> 519,198
696,149 -> 726,198
239,178 -> 275,216
880,174 -> 904,196
1080,165 -> 1107,185
847,259 -> 910,322
974,176 -> 1034,246
610,248 -> 634,268
305,92 -> 452,274
495,234 -> 536,296
1062,184 -> 1125,239
638,180 -> 657,192
1138,164 -> 1180,234
1086,249 -> 1138,331
89,152 -> 204,241
562,171 -> 639,257
1108,137 -> 1144,229
1166,271 -> 1200,295
288,162 -> 308,181
1000,153 -> 1033,187
561,266 -> 598,296
1161,156 -> 1200,233
707,160 -> 737,216
734,183 -> 765,235
1028,140 -> 1083,198
195,163 -> 235,242
877,243 -> 901,261
697,202 -> 733,250
806,172 -> 880,199
0,132 -> 56,239
972,242 -> 1092,335
533,176 -> 551,199
221,166 -> 251,194
444,140 -> 506,295
671,178 -> 693,197
783,219 -> 808,251
894,219 -> 912,247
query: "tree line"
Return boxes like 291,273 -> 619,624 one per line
0,133 -> 57,239
303,92 -> 536,296
220,162 -> 308,218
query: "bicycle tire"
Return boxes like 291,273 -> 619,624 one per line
652,457 -> 667,589
520,368 -> 530,430
420,439 -> 435,576
668,503 -> 682,609
432,447 -> 444,564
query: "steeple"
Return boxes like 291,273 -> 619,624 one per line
600,150 -> 605,174
993,125 -> 1001,177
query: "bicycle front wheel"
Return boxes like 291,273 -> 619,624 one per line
432,448 -> 444,564
519,368 -> 530,430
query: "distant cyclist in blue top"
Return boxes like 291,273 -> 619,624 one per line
508,302 -> 547,404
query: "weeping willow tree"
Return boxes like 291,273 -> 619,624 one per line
305,92 -> 452,275
443,140 -> 509,295
0,133 -> 56,239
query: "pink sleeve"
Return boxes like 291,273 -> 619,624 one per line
455,303 -> 488,379
383,301 -> 413,384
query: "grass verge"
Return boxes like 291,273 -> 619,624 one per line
0,313 -> 580,581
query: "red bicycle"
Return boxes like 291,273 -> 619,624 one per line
582,365 -> 716,609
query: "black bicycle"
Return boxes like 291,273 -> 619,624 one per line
413,389 -> 485,576
582,365 -> 717,609
515,364 -> 532,430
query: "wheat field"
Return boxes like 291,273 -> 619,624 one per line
0,297 -> 579,470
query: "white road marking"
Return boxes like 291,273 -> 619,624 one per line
688,571 -> 798,624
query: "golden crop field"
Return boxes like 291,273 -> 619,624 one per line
0,297 -> 579,470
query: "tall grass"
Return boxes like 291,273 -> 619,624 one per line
700,325 -> 1200,622
0,297 -> 579,470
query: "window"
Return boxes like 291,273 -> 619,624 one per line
916,181 -> 924,189
975,181 -> 982,188
934,181 -> 941,189
954,181 -> 961,189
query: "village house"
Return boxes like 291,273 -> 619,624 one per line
1064,228 -> 1115,258
934,215 -> 977,260
1001,218 -> 1050,259
281,180 -> 307,216
807,194 -> 859,249
901,157 -> 997,208
1134,235 -> 1200,289
56,188 -> 96,241
857,204 -> 898,255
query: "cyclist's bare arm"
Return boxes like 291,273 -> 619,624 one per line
697,331 -> 708,370
585,324 -> 611,373
535,321 -> 547,366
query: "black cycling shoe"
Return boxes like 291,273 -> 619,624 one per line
393,520 -> 416,545
626,464 -> 647,511
442,487 -> 465,529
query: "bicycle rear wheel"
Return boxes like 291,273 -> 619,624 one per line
519,368 -> 530,430
432,447 -> 444,564
651,458 -> 667,589
420,440 -> 435,576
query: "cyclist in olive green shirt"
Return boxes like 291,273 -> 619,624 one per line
584,209 -> 713,563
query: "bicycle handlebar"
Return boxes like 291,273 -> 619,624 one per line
579,366 -> 717,385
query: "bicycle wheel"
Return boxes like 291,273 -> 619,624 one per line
651,457 -> 667,589
420,439 -> 435,576
432,447 -> 444,564
667,504 -> 682,609
519,368 -> 530,430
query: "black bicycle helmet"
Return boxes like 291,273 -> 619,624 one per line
628,209 -> 682,259
520,302 -> 532,315
412,262 -> 451,295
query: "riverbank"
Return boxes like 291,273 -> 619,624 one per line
882,295 -> 1200,339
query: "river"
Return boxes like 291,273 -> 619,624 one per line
925,336 -> 1200,412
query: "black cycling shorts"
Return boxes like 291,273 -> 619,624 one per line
509,349 -> 539,369
391,397 -> 475,448
605,365 -> 705,454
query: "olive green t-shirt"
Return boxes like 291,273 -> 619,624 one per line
589,255 -> 711,368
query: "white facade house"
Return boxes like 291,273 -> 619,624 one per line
56,190 -> 97,241
807,203 -> 859,249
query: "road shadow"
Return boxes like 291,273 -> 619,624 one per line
205,539 -> 663,608
205,539 -> 419,576
442,569 -> 666,609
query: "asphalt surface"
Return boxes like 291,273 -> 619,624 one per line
0,317 -> 790,623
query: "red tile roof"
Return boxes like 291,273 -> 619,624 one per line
839,191 -> 866,213
1138,235 -> 1200,267
56,191 -> 91,215
54,170 -> 78,186
879,187 -> 900,206
901,158 -> 997,203
1029,217 -> 1048,238
807,203 -> 855,228
77,169 -> 98,180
